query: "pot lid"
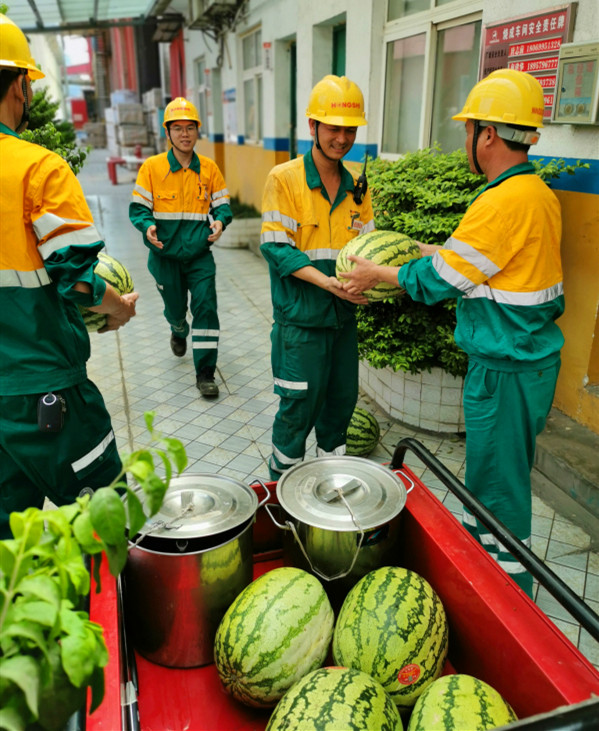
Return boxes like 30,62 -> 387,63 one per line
276,457 -> 407,531
134,474 -> 258,540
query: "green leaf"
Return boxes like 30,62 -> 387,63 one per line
103,540 -> 128,577
89,488 -> 127,546
0,706 -> 28,731
125,489 -> 146,538
0,620 -> 50,662
72,512 -> 104,555
144,410 -> 157,434
88,664 -> 106,714
0,655 -> 40,717
160,437 -> 188,473
16,575 -> 61,607
12,599 -> 58,628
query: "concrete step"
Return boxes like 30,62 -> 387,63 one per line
533,408 -> 599,547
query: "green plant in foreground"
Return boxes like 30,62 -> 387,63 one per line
0,411 -> 187,731
21,122 -> 90,176
358,147 -> 589,377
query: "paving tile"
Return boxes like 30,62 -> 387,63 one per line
546,539 -> 589,572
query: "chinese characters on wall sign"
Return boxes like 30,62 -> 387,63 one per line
480,4 -> 577,119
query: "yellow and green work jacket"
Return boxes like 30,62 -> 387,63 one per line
0,123 -> 106,395
129,148 -> 232,259
398,163 -> 564,369
260,149 -> 375,328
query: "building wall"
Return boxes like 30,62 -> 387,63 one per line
181,0 -> 599,433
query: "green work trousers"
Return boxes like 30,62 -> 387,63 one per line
269,319 -> 358,480
462,359 -> 560,597
148,250 -> 219,374
0,379 -> 122,539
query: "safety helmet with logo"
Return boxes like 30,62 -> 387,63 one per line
0,14 -> 45,80
306,75 -> 367,127
162,97 -> 202,129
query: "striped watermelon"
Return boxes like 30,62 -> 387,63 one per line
265,666 -> 404,731
332,566 -> 448,710
79,252 -> 134,332
214,566 -> 334,708
346,406 -> 380,456
407,674 -> 517,730
336,230 -> 421,301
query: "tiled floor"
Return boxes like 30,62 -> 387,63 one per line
78,150 -> 598,670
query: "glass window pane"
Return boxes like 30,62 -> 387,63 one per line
255,30 -> 262,66
388,0 -> 430,21
244,78 -> 256,140
430,21 -> 482,152
257,74 -> 263,140
382,34 -> 426,154
243,35 -> 255,69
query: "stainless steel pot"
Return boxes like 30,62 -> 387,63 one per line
267,457 -> 413,594
124,474 -> 269,668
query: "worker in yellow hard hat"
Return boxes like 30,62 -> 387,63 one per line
129,97 -> 232,398
260,75 -> 374,479
0,14 -> 138,539
343,69 -> 564,597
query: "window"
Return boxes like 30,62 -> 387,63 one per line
388,0 -> 460,20
242,27 -> 262,142
381,3 -> 482,155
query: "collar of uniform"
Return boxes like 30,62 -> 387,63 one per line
0,122 -> 19,138
469,161 -> 536,207
167,147 -> 200,173
303,148 -> 354,193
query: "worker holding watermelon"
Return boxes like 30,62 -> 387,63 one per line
343,69 -> 563,598
0,14 -> 138,539
129,97 -> 232,398
260,75 -> 373,480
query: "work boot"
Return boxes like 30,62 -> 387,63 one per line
170,334 -> 187,357
196,368 -> 219,398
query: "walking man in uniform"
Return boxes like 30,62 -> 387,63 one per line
129,97 -> 232,398
343,69 -> 563,596
260,75 -> 374,480
0,14 -> 138,538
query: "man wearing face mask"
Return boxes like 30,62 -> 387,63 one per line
260,75 -> 374,480
129,97 -> 232,398
0,14 -> 138,538
343,70 -> 563,597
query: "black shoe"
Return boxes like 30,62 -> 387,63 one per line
170,334 -> 187,357
196,369 -> 219,398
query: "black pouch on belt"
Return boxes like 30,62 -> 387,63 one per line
37,392 -> 67,433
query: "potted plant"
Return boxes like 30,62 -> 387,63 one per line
0,412 -> 187,731
359,147 -> 588,432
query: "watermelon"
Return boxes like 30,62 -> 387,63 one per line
346,406 -> 380,456
79,251 -> 134,332
214,566 -> 334,708
332,566 -> 448,710
407,674 -> 517,730
336,229 -> 421,301
265,666 -> 404,731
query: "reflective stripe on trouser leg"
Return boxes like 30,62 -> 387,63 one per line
269,321 -> 358,480
188,252 -> 219,372
462,360 -> 560,597
147,251 -> 190,338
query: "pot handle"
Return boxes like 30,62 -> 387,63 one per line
395,469 -> 415,495
264,502 -> 290,530
249,479 -> 271,508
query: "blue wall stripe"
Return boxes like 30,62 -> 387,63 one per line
208,133 -> 224,143
297,140 -> 377,162
263,137 -> 290,151
530,156 -> 598,195
237,135 -> 245,145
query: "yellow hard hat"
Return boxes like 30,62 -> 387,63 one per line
162,97 -> 201,129
0,14 -> 45,80
453,69 -> 544,129
306,75 -> 367,127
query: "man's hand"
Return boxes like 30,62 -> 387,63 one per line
207,219 -> 223,243
98,291 -> 139,333
146,224 -> 163,249
326,276 -> 369,304
340,256 -> 395,296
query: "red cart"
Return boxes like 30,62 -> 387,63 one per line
84,439 -> 599,731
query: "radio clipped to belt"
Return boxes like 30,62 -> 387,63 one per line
37,392 -> 67,433
353,152 -> 369,205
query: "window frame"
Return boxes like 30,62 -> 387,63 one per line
240,25 -> 263,144
379,2 -> 482,158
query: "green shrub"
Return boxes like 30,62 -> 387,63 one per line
358,147 -> 589,378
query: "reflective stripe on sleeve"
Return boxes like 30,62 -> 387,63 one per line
131,193 -> 153,209
0,268 -> 51,287
432,251 -> 476,294
33,213 -> 91,240
71,430 -> 115,474
361,219 -> 376,234
260,230 -> 295,246
444,236 -> 501,278
305,248 -> 338,261
38,226 -> 102,259
211,188 -> 229,201
134,183 -> 153,200
262,210 -> 299,233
